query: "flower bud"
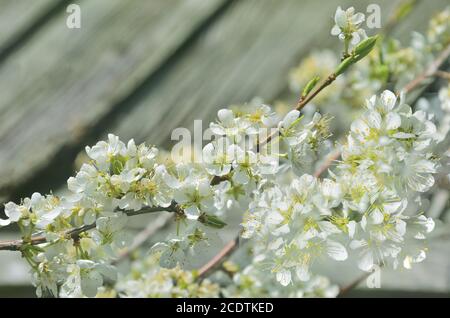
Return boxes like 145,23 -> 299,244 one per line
353,35 -> 378,61
302,76 -> 320,98
198,214 -> 227,229
335,56 -> 355,76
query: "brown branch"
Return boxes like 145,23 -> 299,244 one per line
314,150 -> 341,178
197,235 -> 240,279
435,70 -> 450,80
0,204 -> 178,252
337,271 -> 372,297
258,74 -> 338,151
114,213 -> 173,263
400,43 -> 450,96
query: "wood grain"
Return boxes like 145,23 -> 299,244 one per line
0,0 -> 226,199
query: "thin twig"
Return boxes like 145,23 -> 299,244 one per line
383,0 -> 419,36
314,150 -> 341,178
258,74 -> 338,150
435,70 -> 450,80
337,271 -> 372,297
114,213 -> 173,263
197,235 -> 240,279
400,43 -> 450,96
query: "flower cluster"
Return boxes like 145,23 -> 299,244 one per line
336,90 -> 437,270
331,6 -> 367,52
240,90 -> 437,286
222,261 -> 339,298
115,254 -> 220,298
0,134 -> 225,297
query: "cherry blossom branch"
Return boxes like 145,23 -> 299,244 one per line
200,53 -> 354,278
335,46 -> 450,295
204,39 -> 450,281
0,204 -> 178,252
203,64 -> 347,278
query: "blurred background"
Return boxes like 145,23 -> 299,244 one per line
0,0 -> 449,297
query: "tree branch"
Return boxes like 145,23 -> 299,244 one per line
337,271 -> 372,297
401,43 -> 450,96
0,204 -> 178,252
197,235 -> 240,279
114,213 -> 173,263
314,150 -> 342,178
258,74 -> 338,150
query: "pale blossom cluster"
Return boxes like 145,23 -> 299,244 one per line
240,90 -> 437,286
331,6 -> 367,51
115,254 -> 220,298
336,90 -> 438,270
222,261 -> 339,298
0,134 -> 227,297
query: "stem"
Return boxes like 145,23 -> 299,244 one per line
435,70 -> 450,80
0,204 -> 177,252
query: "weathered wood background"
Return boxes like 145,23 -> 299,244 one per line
0,0 -> 449,297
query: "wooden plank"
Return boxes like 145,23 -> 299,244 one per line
110,0 -> 448,147
1,0 -> 445,201
109,0 -> 412,145
0,0 -> 226,199
0,0 -> 60,53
